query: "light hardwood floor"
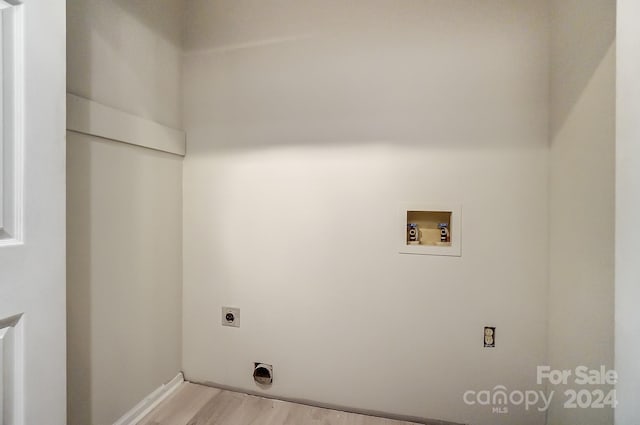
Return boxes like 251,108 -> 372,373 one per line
138,383 -> 426,425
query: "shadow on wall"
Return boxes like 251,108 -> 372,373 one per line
550,0 -> 616,138
112,0 -> 184,47
181,0 -> 550,154
67,0 -> 184,129
66,135 -> 184,425
66,137 -> 92,425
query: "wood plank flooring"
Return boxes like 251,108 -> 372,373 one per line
137,383 -> 424,425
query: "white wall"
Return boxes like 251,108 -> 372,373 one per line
66,1 -> 185,424
547,1 -> 616,425
67,0 -> 183,129
615,0 -> 640,422
182,2 -> 550,425
67,136 -> 183,425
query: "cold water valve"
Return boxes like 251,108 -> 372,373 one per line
438,223 -> 450,243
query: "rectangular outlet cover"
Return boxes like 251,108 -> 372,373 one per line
221,307 -> 240,328
484,326 -> 495,348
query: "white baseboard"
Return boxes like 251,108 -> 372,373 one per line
113,372 -> 184,425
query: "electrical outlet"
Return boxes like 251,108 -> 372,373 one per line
222,307 -> 240,327
484,326 -> 495,348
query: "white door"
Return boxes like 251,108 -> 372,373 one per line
0,0 -> 66,424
